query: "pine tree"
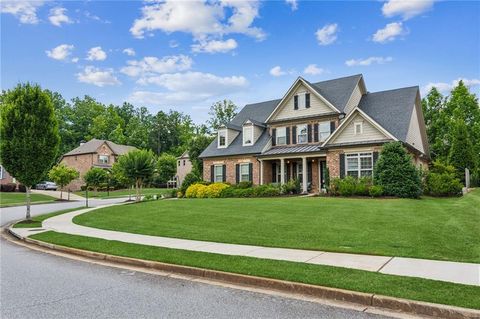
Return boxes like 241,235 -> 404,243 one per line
448,120 -> 475,183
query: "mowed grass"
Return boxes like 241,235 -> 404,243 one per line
0,193 -> 56,207
74,188 -> 172,199
13,207 -> 86,228
74,189 -> 480,263
31,231 -> 480,310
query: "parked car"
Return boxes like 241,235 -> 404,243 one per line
36,181 -> 58,191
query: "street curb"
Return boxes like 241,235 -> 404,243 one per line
4,228 -> 479,319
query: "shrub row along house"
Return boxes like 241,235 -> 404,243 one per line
199,74 -> 430,193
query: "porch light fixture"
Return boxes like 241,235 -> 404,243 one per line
339,112 -> 346,120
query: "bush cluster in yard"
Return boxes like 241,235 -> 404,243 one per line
179,172 -> 201,196
185,182 -> 283,198
0,183 -> 17,192
329,177 -> 381,197
281,179 -> 301,195
424,161 -> 463,197
221,183 -> 282,198
185,182 -> 230,198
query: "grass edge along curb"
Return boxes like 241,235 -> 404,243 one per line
14,230 -> 480,319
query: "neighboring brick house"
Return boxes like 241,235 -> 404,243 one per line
60,139 -> 137,191
199,74 -> 430,193
175,151 -> 192,187
0,164 -> 17,185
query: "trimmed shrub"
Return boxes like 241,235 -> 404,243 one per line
328,178 -> 341,196
355,177 -> 372,196
237,181 -> 253,189
185,183 -> 204,198
337,176 -> 356,197
254,184 -> 281,197
369,185 -> 383,197
196,184 -> 209,198
0,183 -> 16,192
282,179 -> 301,195
373,142 -> 422,198
180,172 -> 201,195
425,161 -> 463,197
205,183 -> 230,198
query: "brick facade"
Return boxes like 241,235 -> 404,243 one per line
203,156 -> 260,185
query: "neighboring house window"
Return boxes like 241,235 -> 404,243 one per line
240,163 -> 250,182
346,152 -> 373,178
98,155 -> 109,164
243,126 -> 253,146
183,160 -> 186,166
318,122 -> 331,142
354,122 -> 363,135
0,165 -> 4,179
214,165 -> 223,182
297,124 -> 308,144
276,127 -> 287,145
218,130 -> 227,148
178,160 -> 180,166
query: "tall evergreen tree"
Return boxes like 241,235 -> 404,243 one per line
448,119 -> 475,183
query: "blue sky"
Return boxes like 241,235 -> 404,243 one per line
2,0 -> 479,124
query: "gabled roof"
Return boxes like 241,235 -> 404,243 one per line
230,99 -> 280,126
200,129 -> 270,158
178,151 -> 189,159
63,139 -> 136,157
310,74 -> 363,113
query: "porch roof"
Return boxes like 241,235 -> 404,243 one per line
259,145 -> 323,157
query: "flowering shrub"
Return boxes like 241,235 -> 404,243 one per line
185,183 -> 205,198
205,183 -> 230,198
196,184 -> 209,198
186,182 -> 230,198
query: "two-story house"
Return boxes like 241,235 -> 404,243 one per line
199,74 -> 429,193
60,139 -> 137,191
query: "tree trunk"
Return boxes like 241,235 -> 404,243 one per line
129,185 -> 132,201
135,179 -> 141,202
26,186 -> 31,221
60,187 -> 63,200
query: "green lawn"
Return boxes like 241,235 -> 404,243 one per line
31,231 -> 480,310
0,193 -> 56,207
74,189 -> 480,263
13,207 -> 86,228
74,188 -> 173,199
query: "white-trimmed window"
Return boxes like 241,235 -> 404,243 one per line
214,165 -> 224,182
346,152 -> 373,178
243,126 -> 253,146
98,155 -> 109,164
218,129 -> 227,148
276,127 -> 287,145
240,163 -> 250,182
318,122 -> 331,142
297,124 -> 307,144
354,122 -> 363,135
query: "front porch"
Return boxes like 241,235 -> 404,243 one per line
258,153 -> 327,194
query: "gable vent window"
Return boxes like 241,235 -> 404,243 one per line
354,122 -> 363,135
297,124 -> 308,144
218,130 -> 227,148
305,93 -> 310,108
243,126 -> 253,146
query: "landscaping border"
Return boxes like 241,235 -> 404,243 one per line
3,227 -> 479,319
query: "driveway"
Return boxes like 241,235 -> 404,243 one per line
32,189 -> 85,201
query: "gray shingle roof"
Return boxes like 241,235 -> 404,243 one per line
200,129 -> 270,158
309,74 -> 362,112
63,139 -> 137,156
260,145 -> 323,156
358,86 -> 419,141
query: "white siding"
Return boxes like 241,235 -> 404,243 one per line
406,104 -> 425,153
271,83 -> 334,121
329,113 -> 389,144
344,83 -> 363,114
253,125 -> 263,143
228,129 -> 239,146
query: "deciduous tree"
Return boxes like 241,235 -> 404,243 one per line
207,99 -> 238,131
48,164 -> 79,200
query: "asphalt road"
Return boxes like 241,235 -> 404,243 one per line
1,200 -> 393,319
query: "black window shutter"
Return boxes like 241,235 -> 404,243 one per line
271,128 -> 276,146
222,164 -> 226,182
307,124 -> 312,143
307,161 -> 312,183
292,126 -> 297,144
294,95 -> 298,110
314,123 -> 319,142
339,154 -> 345,178
249,163 -> 253,182
210,165 -> 215,182
272,163 -> 277,183
305,93 -> 310,108
235,164 -> 240,184
286,127 -> 290,145
373,152 -> 379,166
286,163 -> 291,181
330,121 -> 336,133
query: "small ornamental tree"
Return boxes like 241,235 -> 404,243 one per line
111,161 -> 134,200
83,167 -> 108,195
0,83 -> 60,220
156,153 -> 177,184
373,142 -> 422,198
48,164 -> 79,200
116,150 -> 155,202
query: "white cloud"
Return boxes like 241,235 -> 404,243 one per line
345,56 -> 393,66
422,78 -> 480,95
71,57 -> 79,63
382,0 -> 435,20
372,22 -> 405,43
123,48 -> 136,56
191,38 -> 237,53
286,0 -> 298,11
303,64 -> 324,75
45,44 -> 74,61
270,66 -> 286,77
77,66 -> 121,87
130,0 -> 265,41
86,46 -> 107,61
1,1 -> 44,24
48,7 -> 72,27
84,11 -> 110,24
120,55 -> 193,78
315,23 -> 338,46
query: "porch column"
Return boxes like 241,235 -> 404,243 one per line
302,156 -> 307,193
259,160 -> 264,185
280,158 -> 285,185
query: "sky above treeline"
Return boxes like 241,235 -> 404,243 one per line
2,0 -> 479,124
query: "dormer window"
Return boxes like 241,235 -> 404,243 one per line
243,126 -> 253,146
354,122 -> 363,135
218,129 -> 227,148
297,124 -> 308,144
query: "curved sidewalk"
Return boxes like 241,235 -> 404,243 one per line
11,203 -> 480,286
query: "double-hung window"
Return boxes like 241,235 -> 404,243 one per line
240,163 -> 250,182
98,155 -> 109,164
297,124 -> 307,144
346,152 -> 373,177
276,127 -> 287,145
243,126 -> 253,146
318,122 -> 331,142
218,130 -> 227,148
214,165 -> 224,182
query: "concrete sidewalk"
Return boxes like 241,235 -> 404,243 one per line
11,203 -> 480,287
32,189 -> 85,201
